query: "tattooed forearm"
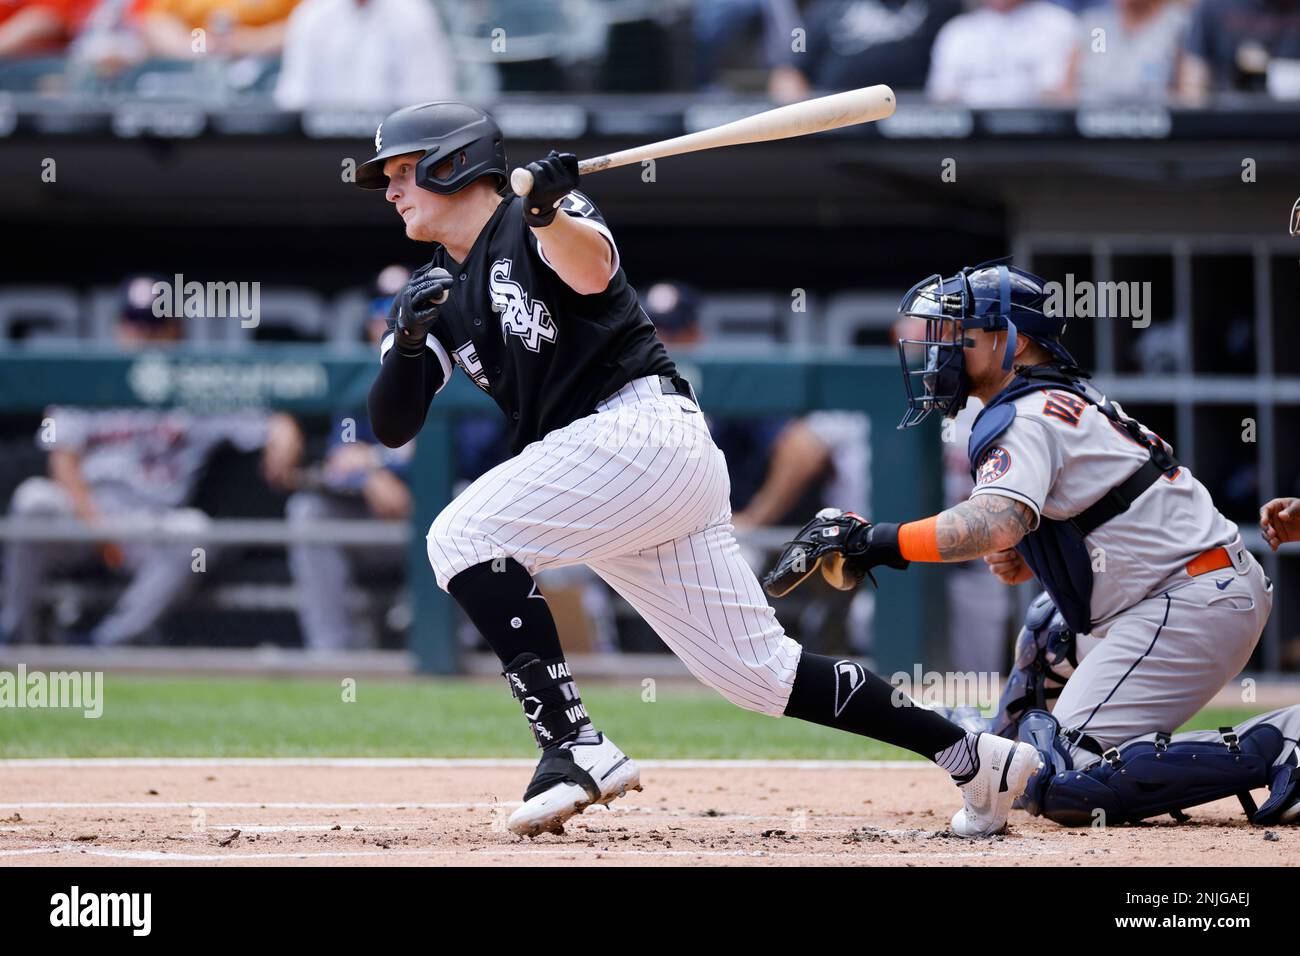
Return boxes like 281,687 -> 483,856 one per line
935,495 -> 1035,562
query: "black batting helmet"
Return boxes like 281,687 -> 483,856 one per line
356,101 -> 507,194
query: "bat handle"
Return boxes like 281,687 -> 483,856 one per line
510,167 -> 535,197
427,267 -> 452,305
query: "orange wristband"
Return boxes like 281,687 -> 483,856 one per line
898,516 -> 941,563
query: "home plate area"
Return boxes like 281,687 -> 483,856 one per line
0,761 -> 1289,866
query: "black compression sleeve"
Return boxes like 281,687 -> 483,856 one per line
784,652 -> 964,760
367,346 -> 444,448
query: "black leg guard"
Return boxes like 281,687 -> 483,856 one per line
448,559 -> 563,665
1017,709 -> 1074,817
1038,723 -> 1285,827
502,652 -> 588,749
1251,747 -> 1300,825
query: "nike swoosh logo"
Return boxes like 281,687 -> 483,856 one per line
1215,579 -> 1231,591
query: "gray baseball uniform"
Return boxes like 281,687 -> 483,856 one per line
972,386 -> 1297,774
1,407 -> 267,645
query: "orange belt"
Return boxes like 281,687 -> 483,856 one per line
1186,546 -> 1233,577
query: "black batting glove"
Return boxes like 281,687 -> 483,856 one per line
393,267 -> 453,356
522,150 -> 580,228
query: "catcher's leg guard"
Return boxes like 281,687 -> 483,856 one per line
1016,708 -> 1074,817
1038,723 -> 1285,827
1252,746 -> 1300,825
1238,705 -> 1300,824
990,593 -> 1077,738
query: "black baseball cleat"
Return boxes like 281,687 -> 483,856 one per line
508,732 -> 642,837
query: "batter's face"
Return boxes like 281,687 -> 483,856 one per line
384,153 -> 459,242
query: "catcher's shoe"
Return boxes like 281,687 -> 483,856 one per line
507,733 -> 642,837
1251,747 -> 1300,825
950,733 -> 1042,838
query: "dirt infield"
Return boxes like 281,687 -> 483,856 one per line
0,761 -> 1289,866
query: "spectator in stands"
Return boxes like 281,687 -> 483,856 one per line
0,276 -> 297,646
926,0 -> 1078,107
693,0 -> 802,99
278,274 -> 415,650
1062,0 -> 1189,103
0,0 -> 93,56
1179,0 -> 1300,103
773,0 -> 962,100
133,0 -> 298,59
1046,0 -> 1103,10
65,0 -> 150,82
274,0 -> 455,110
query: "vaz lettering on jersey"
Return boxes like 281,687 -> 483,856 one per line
490,258 -> 558,352
1042,391 -> 1087,427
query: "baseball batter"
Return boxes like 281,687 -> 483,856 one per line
358,101 -> 1041,838
769,261 -> 1300,826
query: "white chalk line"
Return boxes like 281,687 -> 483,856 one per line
0,801 -> 513,810
0,841 -> 1057,864
0,803 -> 930,829
4,812 -> 938,832
0,758 -> 922,770
0,803 -> 943,829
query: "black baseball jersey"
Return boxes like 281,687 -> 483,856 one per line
380,191 -> 676,454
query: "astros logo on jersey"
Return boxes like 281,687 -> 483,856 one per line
490,258 -> 558,352
976,446 -> 1012,484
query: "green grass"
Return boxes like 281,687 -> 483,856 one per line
0,675 -> 1262,760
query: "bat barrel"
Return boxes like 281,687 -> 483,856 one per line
508,84 -> 896,198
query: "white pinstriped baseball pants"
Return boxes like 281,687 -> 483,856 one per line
426,376 -> 803,715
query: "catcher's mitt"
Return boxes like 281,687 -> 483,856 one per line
761,508 -> 909,598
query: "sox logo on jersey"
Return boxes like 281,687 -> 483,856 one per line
490,258 -> 558,352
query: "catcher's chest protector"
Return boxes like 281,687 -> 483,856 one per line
967,372 -> 1178,635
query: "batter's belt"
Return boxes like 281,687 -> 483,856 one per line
596,374 -> 697,411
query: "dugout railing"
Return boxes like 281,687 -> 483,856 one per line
0,347 -> 945,674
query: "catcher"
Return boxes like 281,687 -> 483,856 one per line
765,260 -> 1300,826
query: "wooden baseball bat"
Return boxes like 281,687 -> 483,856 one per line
509,84 -> 896,198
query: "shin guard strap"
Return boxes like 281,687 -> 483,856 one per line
503,653 -> 586,748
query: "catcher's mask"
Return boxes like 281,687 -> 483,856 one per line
1291,196 -> 1300,237
895,259 -> 1074,429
